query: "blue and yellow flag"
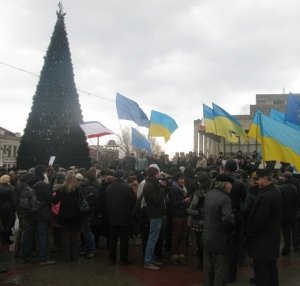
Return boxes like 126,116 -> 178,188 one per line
203,104 -> 216,135
270,109 -> 285,123
148,110 -> 178,142
259,112 -> 300,171
247,110 -> 261,143
212,103 -> 247,143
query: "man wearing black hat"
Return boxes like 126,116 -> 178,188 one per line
203,174 -> 235,285
246,168 -> 282,286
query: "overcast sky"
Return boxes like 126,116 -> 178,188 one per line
1,0 -> 300,156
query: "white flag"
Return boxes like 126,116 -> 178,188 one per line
80,121 -> 115,138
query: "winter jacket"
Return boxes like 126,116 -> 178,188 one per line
203,187 -> 234,255
106,178 -> 136,226
168,182 -> 188,218
279,180 -> 298,223
30,176 -> 52,222
0,183 -> 16,230
246,183 -> 282,259
143,177 -> 166,219
53,186 -> 81,226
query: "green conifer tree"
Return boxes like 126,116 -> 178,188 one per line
17,4 -> 90,169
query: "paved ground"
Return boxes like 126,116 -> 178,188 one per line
1,238 -> 300,286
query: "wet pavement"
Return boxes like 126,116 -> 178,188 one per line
0,238 -> 300,286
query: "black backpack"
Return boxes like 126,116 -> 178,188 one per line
19,182 -> 40,213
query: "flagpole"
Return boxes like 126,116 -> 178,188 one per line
257,113 -> 266,168
97,137 -> 99,163
117,118 -> 128,157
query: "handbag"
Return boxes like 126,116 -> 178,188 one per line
79,188 -> 90,214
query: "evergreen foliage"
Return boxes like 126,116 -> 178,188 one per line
17,6 -> 90,169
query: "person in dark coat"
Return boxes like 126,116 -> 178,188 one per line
122,153 -> 136,174
246,169 -> 282,286
223,159 -> 247,283
20,165 -> 55,265
188,172 -> 211,269
0,175 -> 16,244
168,172 -> 190,265
53,171 -> 82,261
91,170 -> 113,250
106,169 -> 136,265
80,170 -> 98,258
279,171 -> 298,256
203,174 -> 235,286
143,166 -> 167,270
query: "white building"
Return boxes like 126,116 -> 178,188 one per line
0,127 -> 22,168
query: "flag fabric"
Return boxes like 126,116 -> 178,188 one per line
270,109 -> 285,123
116,92 -> 150,128
259,112 -> 300,171
284,93 -> 300,131
148,110 -> 178,142
131,127 -> 151,154
79,121 -> 114,138
203,104 -> 216,134
212,103 -> 247,143
285,93 -> 300,125
270,107 -> 300,131
247,110 -> 261,143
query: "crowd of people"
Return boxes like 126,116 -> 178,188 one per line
0,149 -> 299,286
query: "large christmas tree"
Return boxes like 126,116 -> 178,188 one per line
17,4 -> 90,169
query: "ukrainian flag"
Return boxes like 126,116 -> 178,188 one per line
247,110 -> 261,143
203,104 -> 216,135
148,110 -> 178,142
270,109 -> 285,123
212,103 -> 247,143
259,112 -> 300,171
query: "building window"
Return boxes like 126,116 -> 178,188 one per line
7,146 -> 11,157
274,100 -> 284,104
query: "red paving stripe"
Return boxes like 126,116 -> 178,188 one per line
122,264 -> 203,286
123,257 -> 300,286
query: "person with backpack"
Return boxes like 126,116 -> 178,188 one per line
20,165 -> 55,266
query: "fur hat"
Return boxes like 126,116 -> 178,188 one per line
28,167 -> 35,175
256,169 -> 272,178
114,169 -> 125,179
35,164 -> 46,178
215,174 -> 234,183
224,159 -> 238,172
